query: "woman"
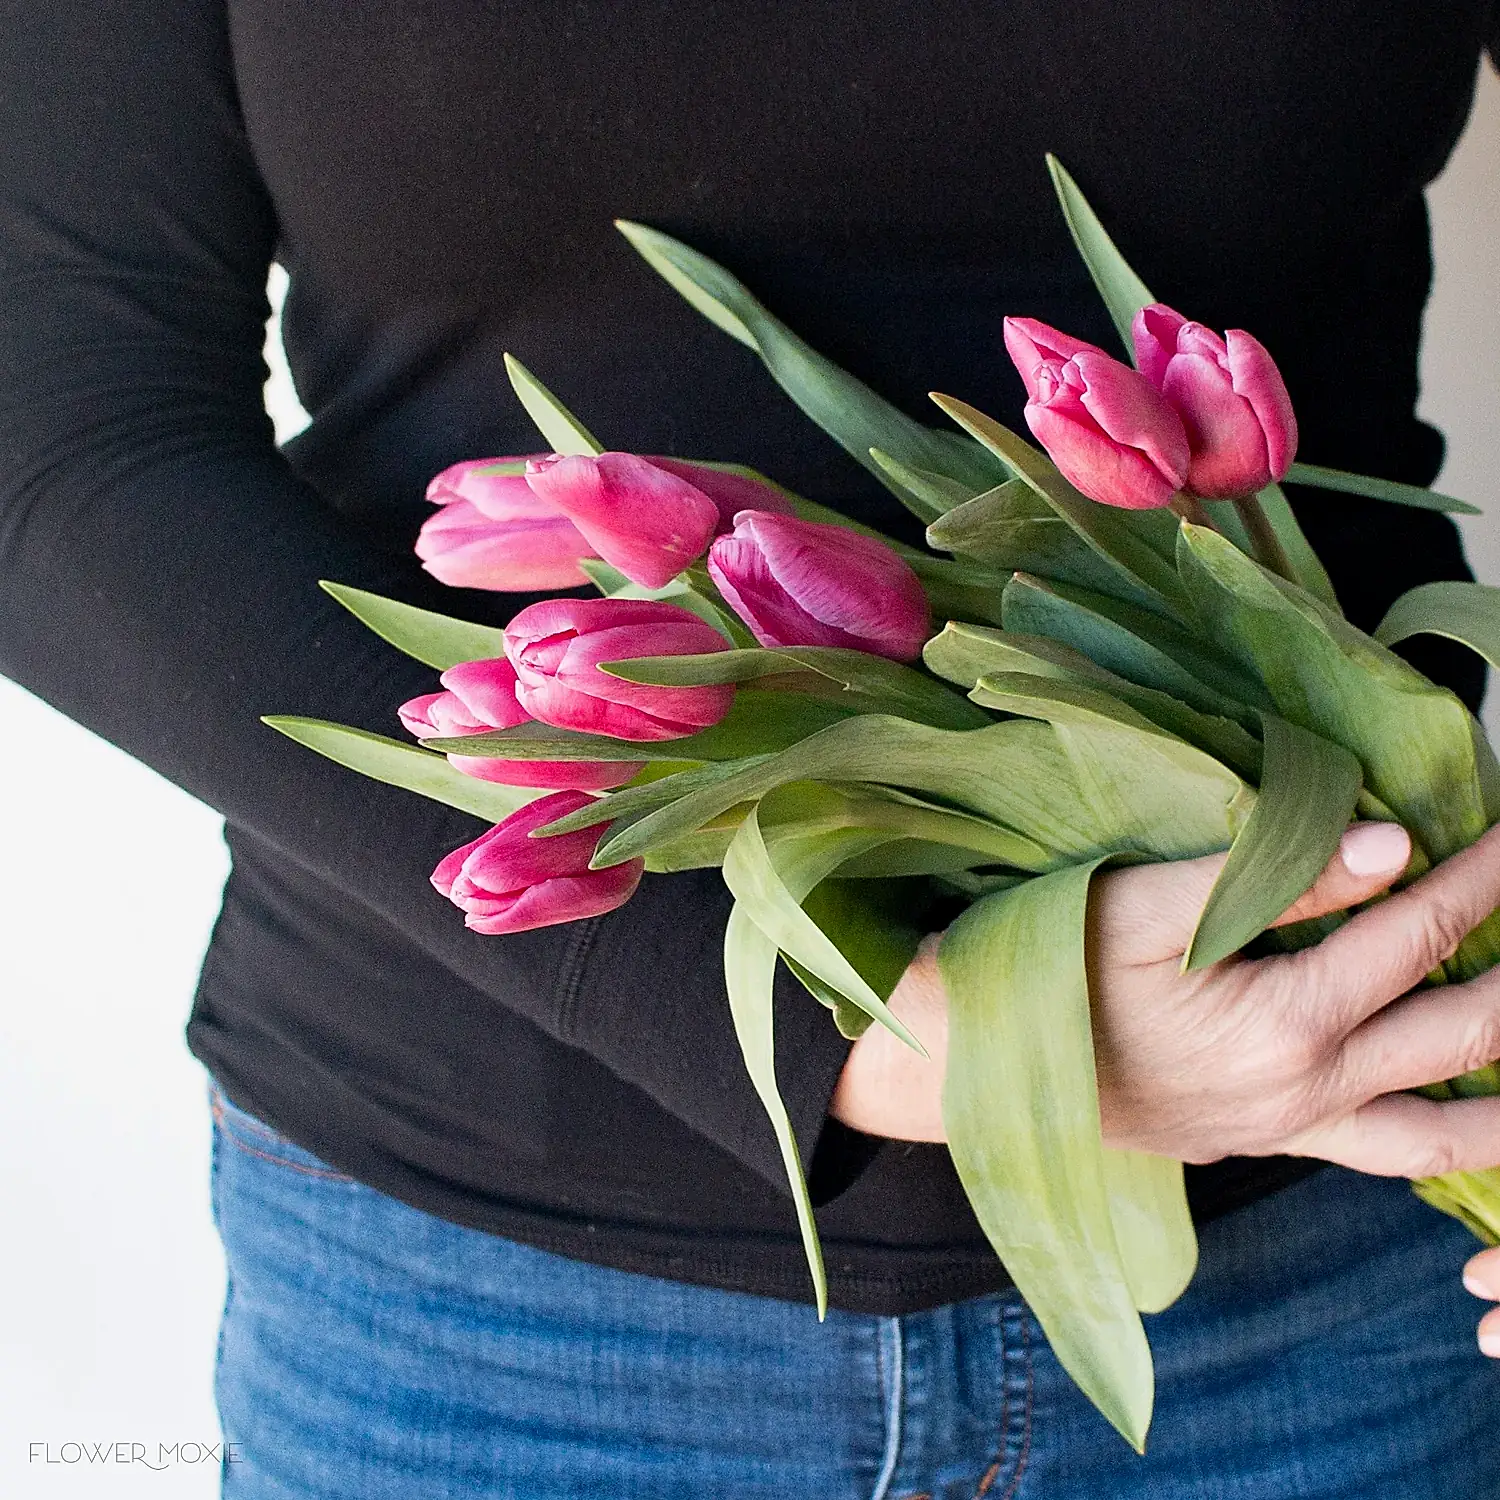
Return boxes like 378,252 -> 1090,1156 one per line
3,2 -> 1500,1495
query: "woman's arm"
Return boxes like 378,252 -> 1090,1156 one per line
0,0 -> 853,1195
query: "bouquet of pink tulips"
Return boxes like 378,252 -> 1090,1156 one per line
271,159 -> 1500,1449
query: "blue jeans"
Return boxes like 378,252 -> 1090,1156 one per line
209,1083 -> 1500,1499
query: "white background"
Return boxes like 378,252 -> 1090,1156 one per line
2,66 -> 1500,1498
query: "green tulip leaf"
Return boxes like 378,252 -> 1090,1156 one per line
262,717 -> 545,824
1101,1150 -> 1198,1315
925,622 -> 1264,781
320,582 -> 509,671
1183,714 -> 1362,972
503,354 -> 604,457
427,689 -> 856,763
599,646 -> 991,730
616,220 -> 1004,499
929,395 -> 1187,616
1046,155 -> 1154,355
724,810 -> 923,1051
1001,573 -> 1270,724
1286,461 -> 1480,516
868,449 -> 980,520
1175,523 -> 1497,874
1374,580 -> 1500,670
722,903 -> 829,1316
940,862 -> 1155,1451
1252,483 -> 1341,610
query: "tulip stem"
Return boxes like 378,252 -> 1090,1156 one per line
1231,494 -> 1296,583
1168,492 -> 1216,531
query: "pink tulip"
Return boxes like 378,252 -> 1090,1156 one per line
1003,317 -> 1190,510
431,791 -> 643,935
706,510 -> 930,662
1132,304 -> 1298,499
523,453 -> 720,590
505,597 -> 734,741
417,458 -> 596,590
642,458 -> 797,530
398,657 -> 639,790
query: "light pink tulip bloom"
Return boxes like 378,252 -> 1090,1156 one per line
416,457 -> 596,590
1003,317 -> 1190,510
398,657 -> 639,790
523,452 -> 721,590
431,791 -> 643,935
505,597 -> 734,741
1132,304 -> 1298,499
706,510 -> 930,662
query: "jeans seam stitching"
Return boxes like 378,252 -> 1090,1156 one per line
996,1314 -> 1034,1500
211,1095 -> 355,1182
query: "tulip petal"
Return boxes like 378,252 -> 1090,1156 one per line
1023,403 -> 1181,511
415,498 -> 594,591
525,453 -> 718,589
646,457 -> 797,530
1161,354 -> 1272,499
447,754 -> 640,790
464,867 -> 643,934
1003,317 -> 1102,404
1071,351 -> 1189,490
439,657 -> 530,730
1226,329 -> 1298,481
1130,305 -> 1190,389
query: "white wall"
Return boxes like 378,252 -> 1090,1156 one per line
1,72 -> 1499,1498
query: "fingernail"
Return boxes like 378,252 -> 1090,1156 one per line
1465,1270 -> 1493,1298
1480,1330 -> 1500,1358
1340,823 -> 1410,878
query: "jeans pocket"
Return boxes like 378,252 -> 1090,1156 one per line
209,1082 -> 356,1183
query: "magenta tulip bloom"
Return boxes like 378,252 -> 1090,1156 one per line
431,791 -> 643,935
706,510 -> 930,662
504,597 -> 734,741
523,452 -> 721,590
642,457 -> 797,530
398,657 -> 639,790
1132,304 -> 1298,499
1003,317 -> 1190,510
417,457 -> 596,590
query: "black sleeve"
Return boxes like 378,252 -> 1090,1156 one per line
0,0 -> 852,1196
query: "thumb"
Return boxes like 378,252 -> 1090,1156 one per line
1093,822 -> 1411,967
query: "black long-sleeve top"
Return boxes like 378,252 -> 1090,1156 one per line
0,1 -> 1494,1314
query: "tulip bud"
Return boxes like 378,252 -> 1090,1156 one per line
398,657 -> 639,790
1132,304 -> 1298,499
431,791 -> 643,935
642,458 -> 798,530
417,458 -> 596,590
706,510 -> 930,662
523,452 -> 720,590
1003,317 -> 1190,510
504,597 -> 734,741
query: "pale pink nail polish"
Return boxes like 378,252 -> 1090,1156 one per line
1339,822 -> 1410,878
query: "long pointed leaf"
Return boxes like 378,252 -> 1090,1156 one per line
1046,155 -> 1154,354
320,582 -> 509,671
1253,482 -> 1340,610
263,718 -> 544,823
1101,1152 -> 1197,1314
615,219 -> 1004,495
1184,714 -> 1362,971
722,905 -> 828,1315
940,863 -> 1155,1450
1287,461 -> 1480,516
1374,580 -> 1500,670
600,646 -> 991,730
503,354 -> 604,456
723,811 -> 924,1052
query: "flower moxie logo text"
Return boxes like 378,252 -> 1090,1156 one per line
29,1440 -> 241,1470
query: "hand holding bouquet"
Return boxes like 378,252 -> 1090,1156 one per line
270,159 -> 1500,1448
